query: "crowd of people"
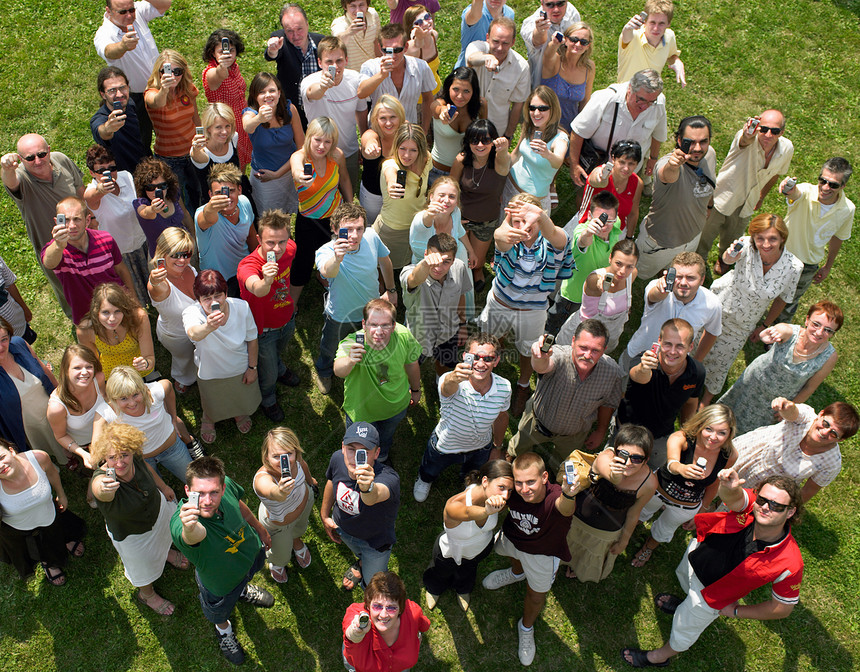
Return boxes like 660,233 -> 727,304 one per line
0,0 -> 857,670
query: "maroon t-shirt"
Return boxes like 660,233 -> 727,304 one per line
502,484 -> 572,561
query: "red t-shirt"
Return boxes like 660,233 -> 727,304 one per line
502,484 -> 573,561
342,600 -> 430,672
237,241 -> 297,332
579,173 -> 642,232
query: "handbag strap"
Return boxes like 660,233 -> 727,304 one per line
605,102 -> 620,154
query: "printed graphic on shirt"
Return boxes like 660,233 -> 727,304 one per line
224,525 -> 246,554
336,481 -> 361,516
509,510 -> 541,535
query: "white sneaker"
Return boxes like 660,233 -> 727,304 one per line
518,619 -> 536,665
413,477 -> 431,502
482,567 -> 525,590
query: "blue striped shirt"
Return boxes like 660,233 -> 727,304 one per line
492,233 -> 574,309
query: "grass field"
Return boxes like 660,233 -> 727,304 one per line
0,0 -> 858,671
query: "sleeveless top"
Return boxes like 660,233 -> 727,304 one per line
459,162 -> 508,222
439,484 -> 498,564
244,104 -> 296,172
574,469 -> 651,532
0,452 -> 55,530
579,173 -> 642,233
657,435 -> 730,505
48,380 -> 109,446
98,382 -> 174,456
580,269 -> 633,319
145,86 -> 198,157
361,153 -> 383,196
430,117 -> 465,168
379,158 -> 431,230
298,157 -> 342,219
254,465 -> 307,522
201,62 -> 252,167
153,270 -> 198,340
541,73 -> 587,129
509,129 -> 567,197
95,331 -> 154,380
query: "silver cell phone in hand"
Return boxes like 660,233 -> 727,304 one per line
280,453 -> 292,479
355,332 -> 365,345
540,333 -> 555,353
267,251 -> 276,264
603,272 -> 614,292
328,65 -> 337,78
355,448 -> 367,467
105,467 -> 116,480
163,62 -> 172,75
746,118 -> 760,135
731,240 -> 744,254
463,352 -> 475,368
383,47 -> 395,55
533,131 -> 542,141
665,267 -> 677,292
196,126 -> 205,136
564,461 -> 577,486
103,170 -> 112,181
782,177 -> 797,194
211,301 -> 221,312
639,10 -> 648,21
359,612 -> 370,628
57,214 -> 67,226
188,491 -> 200,508
696,457 -> 708,469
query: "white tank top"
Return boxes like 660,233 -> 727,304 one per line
0,452 -> 56,530
48,380 -> 110,446
255,465 -> 307,522
439,484 -> 498,564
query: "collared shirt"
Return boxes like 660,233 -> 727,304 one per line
90,99 -> 148,174
533,348 -> 622,435
784,182 -> 854,265
86,171 -> 147,254
466,41 -> 532,135
294,37 -> 320,83
492,232 -> 574,309
330,8 -> 382,71
616,27 -> 680,84
714,130 -> 794,217
571,82 -> 668,172
360,56 -> 436,125
456,2 -> 516,68
733,403 -> 842,489
93,1 -> 163,92
300,69 -> 368,156
521,3 -> 582,88
434,373 -> 511,453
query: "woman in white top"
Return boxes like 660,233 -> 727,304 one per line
409,177 -> 476,267
422,460 -> 513,611
182,269 -> 261,443
94,366 -> 195,482
148,227 -> 198,393
253,427 -> 318,584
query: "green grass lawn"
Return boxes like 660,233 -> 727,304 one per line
1,1 -> 858,670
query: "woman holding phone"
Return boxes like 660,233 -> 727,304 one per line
360,96 -> 406,225
133,158 -> 195,257
428,67 -> 485,185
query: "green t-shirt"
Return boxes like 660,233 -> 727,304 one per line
337,324 -> 421,422
170,476 -> 261,597
559,218 -> 622,303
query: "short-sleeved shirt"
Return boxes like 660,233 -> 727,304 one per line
626,282 -> 723,358
502,484 -> 572,561
237,242 -> 297,332
784,183 -> 854,265
559,219 -> 622,303
41,229 -> 124,324
300,70 -> 367,157
337,324 -> 421,422
195,195 -> 254,280
343,600 -> 430,672
492,233 -> 574,310
170,477 -> 262,597
434,373 -> 511,453
181,298 -> 258,380
456,3 -> 516,68
90,99 -> 148,174
533,349 -> 623,436
360,57 -> 436,125
326,451 -> 400,550
93,1 -> 163,92
331,8 -> 382,71
617,28 -> 680,84
521,3 -> 582,88
390,0 -> 441,24
733,404 -> 842,489
466,41 -> 532,136
87,171 -> 147,254
617,354 -> 705,438
316,228 -> 390,323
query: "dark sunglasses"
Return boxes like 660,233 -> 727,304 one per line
469,353 -> 497,362
22,151 -> 49,162
169,251 -> 193,259
114,7 -> 136,14
383,46 -> 405,54
97,165 -> 118,173
469,136 -> 493,146
529,104 -> 551,112
757,125 -> 782,135
161,67 -> 184,76
144,182 -> 169,191
544,0 -> 565,7
755,495 -> 790,513
818,176 -> 842,190
567,37 -> 591,46
615,448 -> 647,465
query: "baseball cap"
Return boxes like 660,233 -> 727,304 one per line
343,422 -> 380,450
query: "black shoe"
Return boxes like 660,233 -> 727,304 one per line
262,403 -> 285,422
186,437 -> 205,460
216,628 -> 246,665
239,583 -> 274,608
277,369 -> 300,387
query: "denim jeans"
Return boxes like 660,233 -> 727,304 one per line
418,432 -> 493,483
154,154 -> 201,211
315,315 -> 362,378
345,407 -> 408,463
257,316 -> 296,407
337,528 -> 392,589
145,434 -> 192,483
196,548 -> 266,624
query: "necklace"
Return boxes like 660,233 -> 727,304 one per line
793,334 -> 826,360
469,161 -> 488,188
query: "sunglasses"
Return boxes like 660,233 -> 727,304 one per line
144,182 -> 169,191
757,125 -> 782,135
369,603 -> 399,614
567,37 -> 591,46
161,67 -> 184,76
170,251 -> 193,259
468,353 -> 497,362
383,46 -> 405,54
22,150 -> 49,162
615,448 -> 647,465
818,417 -> 841,440
529,104 -> 551,112
544,0 -> 566,7
818,176 -> 842,190
755,495 -> 790,513
469,137 -> 493,146
113,7 -> 136,14
97,165 -> 118,173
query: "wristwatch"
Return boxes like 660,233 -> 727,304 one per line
360,481 -> 375,494
247,365 -> 257,370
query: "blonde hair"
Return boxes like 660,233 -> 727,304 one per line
681,404 -> 736,458
303,116 -> 339,158
105,366 -> 153,414
56,345 -> 103,414
153,227 -> 195,264
83,283 -> 143,345
559,22 -> 595,71
370,96 -> 406,138
200,102 -> 236,137
146,49 -> 196,98
261,427 -> 304,467
90,422 -> 146,466
507,192 -> 542,209
424,175 -> 460,208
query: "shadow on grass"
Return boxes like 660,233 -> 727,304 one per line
763,601 -> 854,672
792,510 -> 840,560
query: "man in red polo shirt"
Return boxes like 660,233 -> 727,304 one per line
622,468 -> 804,668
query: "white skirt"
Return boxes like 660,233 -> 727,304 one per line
107,492 -> 176,587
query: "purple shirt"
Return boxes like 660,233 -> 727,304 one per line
389,0 -> 440,24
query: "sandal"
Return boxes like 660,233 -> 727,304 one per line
65,455 -> 81,473
654,592 -> 683,615
174,381 -> 189,394
621,647 -> 670,668
565,566 -> 577,580
66,540 -> 85,558
235,415 -> 252,434
166,548 -> 189,570
43,564 -> 67,586
293,543 -> 312,569
342,562 -> 362,591
631,545 -> 654,568
269,564 -> 289,584
201,417 -> 216,444
137,590 -> 175,616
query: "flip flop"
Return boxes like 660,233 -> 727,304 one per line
631,545 -> 654,568
621,647 -> 670,668
201,417 -> 216,444
235,415 -> 252,434
654,593 -> 684,615
565,566 -> 577,580
269,564 -> 288,584
137,590 -> 175,616
66,540 -> 85,558
342,562 -> 362,591
294,543 -> 312,569
43,564 -> 66,586
166,548 -> 189,570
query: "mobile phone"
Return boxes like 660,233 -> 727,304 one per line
188,491 -> 200,508
355,332 -> 365,346
154,188 -> 164,200
564,461 -> 577,486
680,138 -> 692,154
102,170 -> 112,181
163,62 -> 172,76
638,10 -> 648,21
602,272 -> 615,292
304,162 -> 313,176
598,212 -> 608,225
355,448 -> 367,467
328,65 -> 337,78
127,23 -> 135,33
533,130 -> 542,141
267,251 -> 276,264
448,104 -> 457,118
540,9 -> 547,20
650,342 -> 660,355
57,213 -> 66,226
616,448 -> 631,463
781,177 -> 797,194
221,37 -> 231,54
396,169 -> 407,189
338,227 -> 349,239
156,257 -> 166,269
665,267 -> 677,292
554,31 -> 564,43
112,101 -> 123,111
383,47 -> 395,55
211,301 -> 221,312
196,126 -> 205,136
746,118 -> 760,135
358,612 -> 370,628
356,11 -> 364,20
105,467 -> 116,480
463,352 -> 475,369
220,186 -> 230,196
279,454 -> 292,479
540,333 -> 555,353
696,457 -> 708,469
601,161 -> 613,179
731,240 -> 744,254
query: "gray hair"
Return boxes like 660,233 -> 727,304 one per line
280,3 -> 308,22
822,157 -> 852,185
630,69 -> 664,95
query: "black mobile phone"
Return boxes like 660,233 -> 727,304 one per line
220,186 -> 230,196
304,162 -> 313,176
665,267 -> 677,291
680,138 -> 693,154
396,169 -> 407,189
112,101 -> 123,111
355,448 -> 367,467
221,37 -> 231,54
355,333 -> 365,346
102,170 -> 112,181
598,212 -> 609,225
339,227 -> 349,239
540,333 -> 555,353
554,31 -> 564,43
279,454 -> 292,479
540,9 -> 547,20
154,188 -> 164,200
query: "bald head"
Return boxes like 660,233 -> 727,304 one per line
756,109 -> 785,150
16,134 -> 52,179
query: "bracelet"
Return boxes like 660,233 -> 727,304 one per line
666,459 -> 680,474
359,481 -> 375,494
385,287 -> 395,293
410,388 -> 421,393
247,365 -> 257,370
733,606 -> 739,618
562,490 -> 576,500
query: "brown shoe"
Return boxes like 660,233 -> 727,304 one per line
713,258 -> 731,276
511,384 -> 532,417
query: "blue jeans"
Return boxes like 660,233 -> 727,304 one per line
196,548 -> 266,624
257,316 -> 296,407
145,434 -> 192,483
315,315 -> 361,378
345,407 -> 408,463
154,154 -> 201,211
418,432 -> 493,483
337,528 -> 392,589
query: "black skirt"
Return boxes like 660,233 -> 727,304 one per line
0,506 -> 86,579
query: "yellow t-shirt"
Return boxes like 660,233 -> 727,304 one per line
617,28 -> 680,84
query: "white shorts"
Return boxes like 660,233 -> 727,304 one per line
639,492 -> 701,544
478,290 -> 546,357
494,530 -> 560,594
669,538 -> 721,652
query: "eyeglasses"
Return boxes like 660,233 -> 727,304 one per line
161,67 -> 184,76
529,105 -> 551,112
366,323 -> 394,331
567,37 -> 591,46
633,94 -> 657,107
818,176 -> 842,190
22,151 -> 49,162
105,85 -> 129,96
97,165 -> 118,173
469,137 -> 493,146
544,1 -> 566,7
758,125 -> 782,136
170,251 -> 193,259
755,495 -> 789,513
615,448 -> 647,465
144,182 -> 169,191
113,7 -> 136,15
807,319 -> 836,336
369,603 -> 399,615
469,353 -> 497,362
818,418 -> 842,440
